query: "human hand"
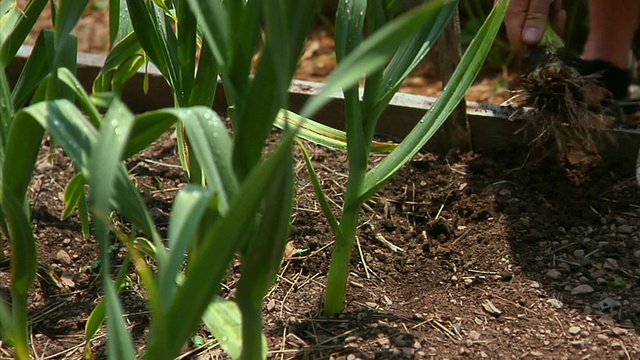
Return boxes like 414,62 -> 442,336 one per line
503,0 -> 566,52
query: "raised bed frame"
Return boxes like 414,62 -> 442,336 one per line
6,44 -> 640,169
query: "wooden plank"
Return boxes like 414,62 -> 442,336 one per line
5,45 -> 639,167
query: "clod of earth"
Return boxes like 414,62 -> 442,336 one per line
515,22 -> 616,161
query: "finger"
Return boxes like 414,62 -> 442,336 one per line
552,9 -> 567,37
504,0 -> 531,52
522,0 -> 553,45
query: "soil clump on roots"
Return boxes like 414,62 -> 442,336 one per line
517,47 -> 617,166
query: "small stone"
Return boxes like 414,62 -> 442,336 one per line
610,327 -> 628,336
346,355 -> 357,360
450,275 -> 458,282
55,250 -> 72,265
401,348 -> 414,356
480,351 -> 489,358
60,272 -> 75,288
468,330 -> 481,340
546,269 -> 562,280
616,225 -> 633,234
571,284 -> 594,295
392,336 -> 407,347
266,299 -> 276,311
149,207 -> 164,219
634,250 -> 640,258
344,336 -> 358,344
546,299 -> 564,309
591,269 -> 607,279
568,326 -> 581,335
377,321 -> 389,328
574,249 -> 586,259
611,341 -> 623,350
603,258 -> 619,269
63,238 -> 71,245
570,340 -> 584,348
558,262 -> 571,272
598,297 -> 621,311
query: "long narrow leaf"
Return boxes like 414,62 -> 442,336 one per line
10,30 -> 54,109
93,31 -> 143,93
11,100 -> 162,251
88,97 -> 137,359
84,256 -> 131,359
275,110 -> 398,153
231,1 -> 317,179
147,130 -> 297,359
159,185 -> 214,305
0,0 -> 48,67
360,0 -> 509,201
301,0 -> 453,118
235,128 -> 294,359
61,172 -> 86,220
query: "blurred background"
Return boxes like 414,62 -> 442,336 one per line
13,0 -> 618,105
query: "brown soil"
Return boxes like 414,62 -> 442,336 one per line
2,129 -> 640,359
4,2 -> 640,360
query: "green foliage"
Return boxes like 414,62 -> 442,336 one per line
284,0 -> 509,315
1,0 -> 510,359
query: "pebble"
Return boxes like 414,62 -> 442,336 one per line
55,250 -> 72,265
571,284 -> 594,295
573,249 -> 585,259
634,249 -> 640,259
603,258 -> 618,269
568,326 -> 581,335
609,327 -> 628,336
467,330 -> 481,340
598,297 -> 621,311
590,269 -> 606,279
616,224 -> 634,234
570,340 -> 584,348
401,347 -> 414,356
558,262 -> 571,272
545,269 -> 562,280
392,336 -> 407,347
344,335 -> 358,344
546,299 -> 564,309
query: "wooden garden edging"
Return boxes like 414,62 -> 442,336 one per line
6,44 -> 640,169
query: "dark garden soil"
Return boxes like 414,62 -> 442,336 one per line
3,1 -> 640,359
1,126 -> 640,359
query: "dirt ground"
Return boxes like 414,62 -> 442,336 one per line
2,127 -> 640,360
3,1 -> 640,359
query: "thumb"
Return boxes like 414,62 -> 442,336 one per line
521,0 -> 552,45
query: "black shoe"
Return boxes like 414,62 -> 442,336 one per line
567,58 -> 633,100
